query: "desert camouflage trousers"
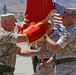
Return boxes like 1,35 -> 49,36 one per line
54,61 -> 76,75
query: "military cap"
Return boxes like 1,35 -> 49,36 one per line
0,13 -> 19,22
62,8 -> 76,15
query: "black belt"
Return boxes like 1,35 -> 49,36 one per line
5,66 -> 15,73
55,57 -> 76,65
37,58 -> 49,63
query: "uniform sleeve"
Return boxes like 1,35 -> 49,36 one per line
57,36 -> 67,48
57,29 -> 76,48
11,32 -> 18,44
1,31 -> 18,44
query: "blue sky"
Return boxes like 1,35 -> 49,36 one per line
53,0 -> 76,8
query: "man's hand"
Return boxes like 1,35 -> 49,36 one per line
37,47 -> 45,62
40,55 -> 56,68
40,62 -> 48,69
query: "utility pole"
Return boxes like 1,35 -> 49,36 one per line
3,5 -> 7,14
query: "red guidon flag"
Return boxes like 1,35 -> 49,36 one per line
18,0 -> 55,45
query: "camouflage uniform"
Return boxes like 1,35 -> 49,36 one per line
55,24 -> 76,75
0,28 -> 17,75
35,30 -> 60,75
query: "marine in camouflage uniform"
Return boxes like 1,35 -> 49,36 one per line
55,24 -> 76,75
0,28 -> 17,75
35,29 -> 60,75
0,13 -> 44,75
54,8 -> 76,75
44,8 -> 76,75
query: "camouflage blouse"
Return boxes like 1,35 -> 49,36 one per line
0,28 -> 17,75
56,24 -> 76,59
